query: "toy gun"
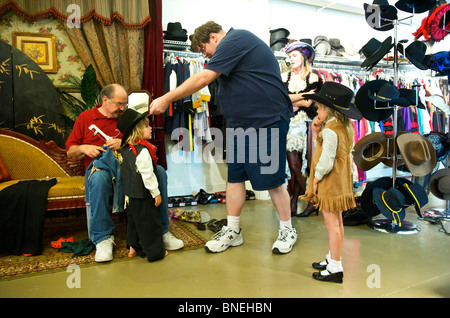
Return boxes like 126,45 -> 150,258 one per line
88,124 -> 112,142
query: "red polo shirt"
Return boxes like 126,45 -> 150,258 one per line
66,105 -> 123,171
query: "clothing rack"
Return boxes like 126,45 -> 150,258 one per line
163,49 -> 203,59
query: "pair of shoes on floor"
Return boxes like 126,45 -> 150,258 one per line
311,259 -> 343,283
171,209 -> 210,224
95,235 -> 115,262
204,226 -> 297,254
207,218 -> 227,233
163,232 -> 184,250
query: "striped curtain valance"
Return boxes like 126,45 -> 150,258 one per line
0,0 -> 151,29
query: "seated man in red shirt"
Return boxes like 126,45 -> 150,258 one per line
66,84 -> 183,262
66,84 -> 127,262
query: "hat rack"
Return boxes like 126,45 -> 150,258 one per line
365,15 -> 422,235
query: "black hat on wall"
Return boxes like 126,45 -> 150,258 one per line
164,22 -> 188,42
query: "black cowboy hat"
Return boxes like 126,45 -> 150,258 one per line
117,108 -> 149,146
395,0 -> 437,13
360,37 -> 394,70
355,79 -> 394,121
364,0 -> 398,31
369,83 -> 411,106
399,88 -> 426,109
303,81 -> 363,120
164,22 -> 188,42
400,41 -> 429,70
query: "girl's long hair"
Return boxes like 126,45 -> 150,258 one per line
125,116 -> 149,145
326,107 -> 354,145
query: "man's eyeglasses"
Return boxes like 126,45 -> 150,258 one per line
109,99 -> 128,108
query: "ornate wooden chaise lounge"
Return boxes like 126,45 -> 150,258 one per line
0,129 -> 85,211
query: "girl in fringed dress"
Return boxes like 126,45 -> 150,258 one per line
301,81 -> 363,283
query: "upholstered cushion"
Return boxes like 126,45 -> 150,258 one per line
0,177 -> 85,199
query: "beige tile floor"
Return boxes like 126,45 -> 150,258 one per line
0,195 -> 449,299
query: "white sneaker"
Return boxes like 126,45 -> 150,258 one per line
272,226 -> 297,254
163,232 -> 184,250
205,226 -> 243,253
95,235 -> 115,262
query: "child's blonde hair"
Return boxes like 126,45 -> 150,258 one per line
124,116 -> 149,145
324,106 -> 354,145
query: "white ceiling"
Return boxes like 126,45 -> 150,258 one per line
285,0 -> 367,15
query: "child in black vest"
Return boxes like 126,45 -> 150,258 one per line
118,109 -> 167,261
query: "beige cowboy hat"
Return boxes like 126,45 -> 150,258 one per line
396,133 -> 436,177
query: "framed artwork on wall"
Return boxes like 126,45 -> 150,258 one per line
12,32 -> 58,73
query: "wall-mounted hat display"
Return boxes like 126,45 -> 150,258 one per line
396,132 -> 436,177
360,37 -> 394,70
364,0 -> 398,31
395,0 -> 437,13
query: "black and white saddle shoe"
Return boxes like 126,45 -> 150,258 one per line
312,270 -> 343,283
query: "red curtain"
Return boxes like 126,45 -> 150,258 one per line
142,0 -> 166,169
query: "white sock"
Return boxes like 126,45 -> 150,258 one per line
227,215 -> 240,232
319,251 -> 331,266
322,258 -> 343,275
280,219 -> 292,229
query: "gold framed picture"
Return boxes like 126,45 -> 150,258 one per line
12,32 -> 58,73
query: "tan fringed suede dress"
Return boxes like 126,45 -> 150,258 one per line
301,118 -> 356,213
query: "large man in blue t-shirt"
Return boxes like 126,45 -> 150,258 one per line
150,21 -> 297,254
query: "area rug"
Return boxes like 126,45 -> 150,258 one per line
0,212 -> 207,279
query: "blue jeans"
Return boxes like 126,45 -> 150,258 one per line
86,165 -> 169,244
85,169 -> 115,245
156,165 -> 169,234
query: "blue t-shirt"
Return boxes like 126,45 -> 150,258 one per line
205,28 -> 293,129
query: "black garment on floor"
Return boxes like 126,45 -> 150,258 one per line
0,179 -> 57,255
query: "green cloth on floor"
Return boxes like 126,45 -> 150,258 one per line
59,238 -> 94,258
